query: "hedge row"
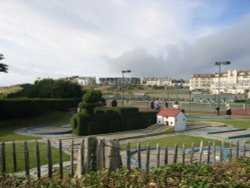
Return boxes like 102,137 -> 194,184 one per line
71,107 -> 157,136
0,98 -> 81,119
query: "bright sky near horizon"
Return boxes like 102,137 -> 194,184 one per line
1,0 -> 250,86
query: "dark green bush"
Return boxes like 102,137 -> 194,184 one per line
82,90 -> 102,103
87,122 -> 100,135
79,102 -> 102,114
73,113 -> 93,135
235,99 -> 246,103
139,111 -> 157,127
72,111 -> 122,136
72,106 -> 157,136
0,98 -> 81,119
7,79 -> 84,98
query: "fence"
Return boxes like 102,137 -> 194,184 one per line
106,100 -> 250,115
1,138 -> 250,179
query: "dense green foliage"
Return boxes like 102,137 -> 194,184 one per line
0,53 -> 8,73
82,89 -> 102,103
1,159 -> 250,187
0,98 -> 80,118
72,89 -> 156,135
7,79 -> 83,98
71,107 -> 157,136
78,89 -> 105,114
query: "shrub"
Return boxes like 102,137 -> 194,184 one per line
79,102 -> 102,114
0,98 -> 81,119
139,111 -> 157,127
7,79 -> 83,98
82,90 -> 102,103
72,107 -> 157,136
87,122 -> 100,135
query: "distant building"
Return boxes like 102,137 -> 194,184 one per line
141,77 -> 172,86
189,69 -> 250,94
189,74 -> 214,91
141,77 -> 189,87
211,70 -> 250,94
99,77 -> 140,85
65,76 -> 96,86
170,79 -> 189,87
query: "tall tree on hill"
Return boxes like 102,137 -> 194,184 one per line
0,54 -> 8,73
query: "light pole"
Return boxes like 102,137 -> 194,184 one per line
215,61 -> 231,115
121,69 -> 131,105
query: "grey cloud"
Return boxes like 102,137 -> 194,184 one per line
106,15 -> 250,79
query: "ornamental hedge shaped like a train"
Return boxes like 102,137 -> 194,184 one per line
71,106 -> 157,136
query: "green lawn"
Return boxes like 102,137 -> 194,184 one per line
121,135 -> 229,150
0,141 -> 70,173
0,111 -> 72,141
189,118 -> 250,129
246,140 -> 250,144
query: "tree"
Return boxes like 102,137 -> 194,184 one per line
7,78 -> 84,98
80,90 -> 104,114
82,90 -> 102,103
0,54 -> 8,73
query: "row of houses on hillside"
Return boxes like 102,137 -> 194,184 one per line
40,68 -> 250,95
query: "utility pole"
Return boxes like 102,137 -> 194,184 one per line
215,61 -> 231,115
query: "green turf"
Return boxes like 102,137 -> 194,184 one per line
189,118 -> 250,129
121,135 -> 229,150
245,140 -> 250,144
0,111 -> 72,141
0,142 -> 70,173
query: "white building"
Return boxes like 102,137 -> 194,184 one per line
141,77 -> 172,86
141,77 -> 189,87
189,69 -> 250,94
157,109 -> 187,131
189,74 -> 214,91
65,76 -> 96,86
211,70 -> 250,94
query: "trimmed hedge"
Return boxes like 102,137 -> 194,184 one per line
72,111 -> 122,135
0,98 -> 81,119
72,107 -> 158,136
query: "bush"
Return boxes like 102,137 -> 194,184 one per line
0,98 -> 81,119
72,107 -> 157,136
7,79 -> 84,98
1,159 -> 250,187
79,102 -> 102,114
235,99 -> 246,103
87,122 -> 100,135
139,111 -> 157,128
72,111 -> 122,136
82,90 -> 102,103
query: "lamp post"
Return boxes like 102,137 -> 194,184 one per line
215,61 -> 231,115
121,69 -> 131,105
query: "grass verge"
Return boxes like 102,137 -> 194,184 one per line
0,111 -> 72,141
0,141 -> 70,173
120,135 -> 229,150
188,118 -> 250,129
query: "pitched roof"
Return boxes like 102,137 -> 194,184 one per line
157,109 -> 182,117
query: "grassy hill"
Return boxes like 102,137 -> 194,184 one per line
0,85 -> 22,98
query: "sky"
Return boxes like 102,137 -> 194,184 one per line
1,0 -> 250,86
